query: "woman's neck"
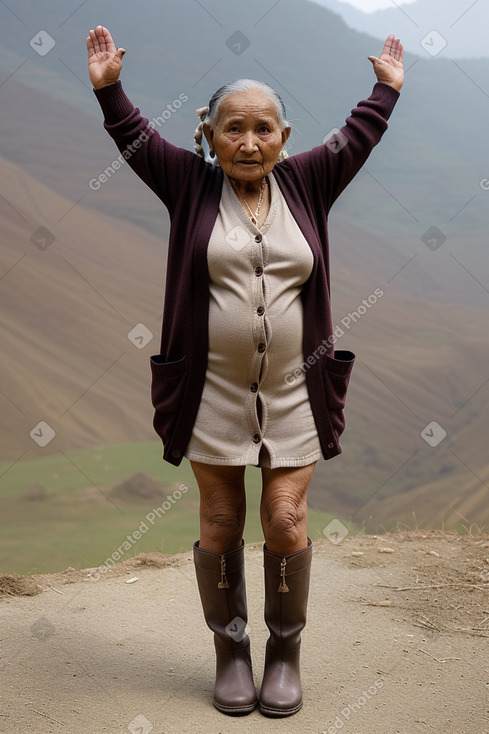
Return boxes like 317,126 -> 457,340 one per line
229,176 -> 266,196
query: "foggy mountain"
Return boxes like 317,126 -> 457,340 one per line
1,0 -> 489,241
311,0 -> 489,58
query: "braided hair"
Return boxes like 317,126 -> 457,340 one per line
194,79 -> 289,164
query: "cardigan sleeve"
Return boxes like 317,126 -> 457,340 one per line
287,82 -> 400,211
93,81 -> 198,215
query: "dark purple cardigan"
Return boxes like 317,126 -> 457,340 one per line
94,80 -> 399,466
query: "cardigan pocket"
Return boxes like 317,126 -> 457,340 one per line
150,354 -> 188,444
322,350 -> 355,439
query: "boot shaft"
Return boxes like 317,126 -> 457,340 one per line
259,539 -> 313,717
193,540 -> 257,714
263,539 -> 312,649
193,540 -> 249,647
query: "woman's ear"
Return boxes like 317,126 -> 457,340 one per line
281,126 -> 292,146
203,123 -> 214,148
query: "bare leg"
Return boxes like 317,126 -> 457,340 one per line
258,462 -> 316,716
260,463 -> 317,554
190,461 -> 247,554
190,461 -> 256,714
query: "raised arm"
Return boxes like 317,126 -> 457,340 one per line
87,25 -> 197,213
287,35 -> 403,212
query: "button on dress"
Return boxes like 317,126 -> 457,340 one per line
184,172 -> 322,468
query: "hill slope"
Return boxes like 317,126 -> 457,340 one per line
1,156 -> 488,533
0,157 -> 165,457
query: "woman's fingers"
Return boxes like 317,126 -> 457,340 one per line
87,30 -> 97,56
380,34 -> 403,62
87,28 -> 103,56
87,25 -> 116,55
389,36 -> 403,61
396,40 -> 404,64
378,33 -> 393,59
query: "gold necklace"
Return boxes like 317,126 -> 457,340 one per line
232,177 -> 266,226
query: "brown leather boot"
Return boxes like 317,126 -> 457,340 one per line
259,538 -> 312,717
193,540 -> 257,715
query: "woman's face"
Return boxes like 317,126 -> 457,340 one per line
204,89 -> 291,183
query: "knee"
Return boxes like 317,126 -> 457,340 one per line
262,492 -> 307,546
201,487 -> 246,538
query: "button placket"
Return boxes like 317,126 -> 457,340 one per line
248,232 -> 268,445
251,232 -> 267,358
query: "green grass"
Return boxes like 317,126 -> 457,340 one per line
0,441 -> 352,575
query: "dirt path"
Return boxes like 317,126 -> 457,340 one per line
1,531 -> 488,733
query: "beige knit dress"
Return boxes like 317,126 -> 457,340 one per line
184,171 -> 322,469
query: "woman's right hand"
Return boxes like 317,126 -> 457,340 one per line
87,25 -> 125,90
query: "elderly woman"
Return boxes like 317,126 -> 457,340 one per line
87,26 -> 403,717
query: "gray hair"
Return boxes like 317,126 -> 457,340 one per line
194,79 -> 289,163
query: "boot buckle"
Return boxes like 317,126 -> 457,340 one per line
218,556 -> 230,589
277,557 -> 289,593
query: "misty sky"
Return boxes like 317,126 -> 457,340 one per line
337,0 -> 417,11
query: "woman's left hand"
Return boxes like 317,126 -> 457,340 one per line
368,34 -> 404,91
